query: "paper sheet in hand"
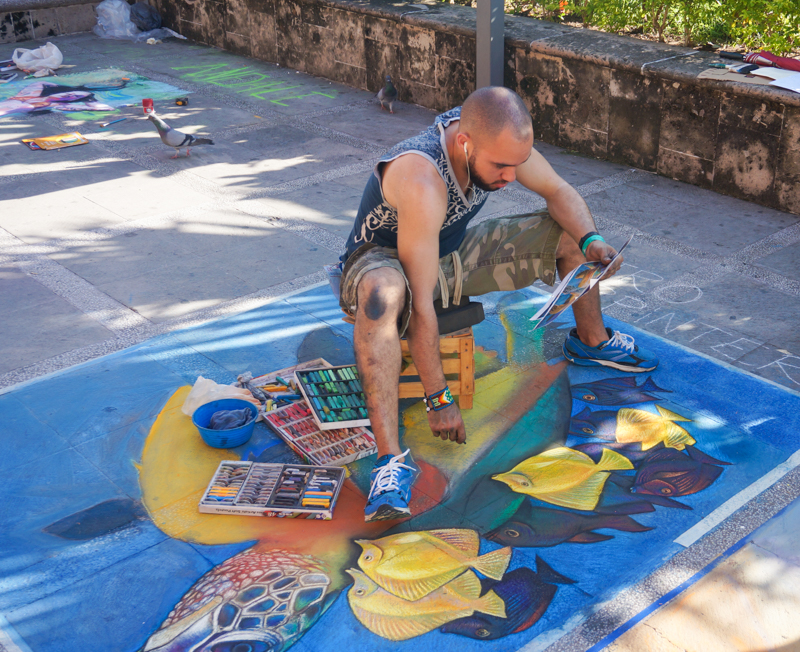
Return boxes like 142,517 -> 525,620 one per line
529,235 -> 633,330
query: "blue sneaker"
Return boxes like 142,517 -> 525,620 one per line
364,449 -> 419,522
563,327 -> 658,372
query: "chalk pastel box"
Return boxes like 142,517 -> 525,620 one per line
198,460 -> 346,520
264,400 -> 376,467
294,364 -> 371,430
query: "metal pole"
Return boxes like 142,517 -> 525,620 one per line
476,0 -> 504,88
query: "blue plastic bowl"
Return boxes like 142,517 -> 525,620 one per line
192,398 -> 258,449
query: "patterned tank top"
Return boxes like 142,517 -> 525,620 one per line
342,107 -> 489,261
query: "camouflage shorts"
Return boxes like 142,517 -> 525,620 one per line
339,209 -> 563,335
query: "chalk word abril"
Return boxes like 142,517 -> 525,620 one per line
172,64 -> 336,106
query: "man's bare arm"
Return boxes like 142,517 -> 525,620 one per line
383,155 -> 467,443
515,147 -> 620,272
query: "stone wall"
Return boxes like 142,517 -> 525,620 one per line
157,0 -> 796,213
0,0 -> 98,43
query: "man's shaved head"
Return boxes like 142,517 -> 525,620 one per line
460,86 -> 533,145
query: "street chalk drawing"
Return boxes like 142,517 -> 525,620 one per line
171,64 -> 337,106
0,69 -> 188,119
4,286 -> 799,652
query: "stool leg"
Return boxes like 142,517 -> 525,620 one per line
459,336 -> 474,410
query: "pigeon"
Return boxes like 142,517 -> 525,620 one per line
377,75 -> 398,113
147,111 -> 214,158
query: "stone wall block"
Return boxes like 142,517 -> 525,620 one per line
362,14 -> 401,45
435,55 -> 475,112
30,9 -> 59,39
157,0 -> 181,31
515,50 -> 563,145
250,8 -> 277,62
55,4 -> 97,34
713,124 -> 779,205
608,69 -> 661,170
0,13 -> 14,43
275,0 -> 307,71
397,25 -> 436,87
244,0 -> 274,13
657,149 -> 714,188
225,0 -> 251,38
720,94 -> 785,137
435,30 -> 474,63
324,7 -> 365,69
225,30 -> 251,56
659,82 -> 720,159
11,11 -> 31,41
402,78 -> 438,109
203,0 -> 226,48
556,59 -> 609,153
774,106 -> 800,213
365,37 -> 399,93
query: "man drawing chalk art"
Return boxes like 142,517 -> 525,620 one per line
334,86 -> 659,522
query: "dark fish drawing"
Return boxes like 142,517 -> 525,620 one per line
633,445 -> 730,497
485,501 -> 652,547
571,376 -> 671,406
440,558 -> 574,640
606,474 -> 692,510
44,498 -> 145,540
568,407 -> 618,439
573,441 -> 650,464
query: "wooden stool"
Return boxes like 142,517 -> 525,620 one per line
399,327 -> 475,409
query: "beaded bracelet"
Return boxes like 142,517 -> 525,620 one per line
424,386 -> 454,412
580,233 -> 605,256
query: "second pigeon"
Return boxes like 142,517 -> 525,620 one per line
147,111 -> 214,158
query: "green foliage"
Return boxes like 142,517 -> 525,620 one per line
495,0 -> 800,55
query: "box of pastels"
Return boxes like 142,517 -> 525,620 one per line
264,400 -> 376,466
198,460 -> 346,519
294,364 -> 371,430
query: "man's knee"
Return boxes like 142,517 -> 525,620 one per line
357,268 -> 406,322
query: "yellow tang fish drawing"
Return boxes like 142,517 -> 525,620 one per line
346,568 -> 506,641
616,405 -> 695,450
355,528 -> 511,602
492,446 -> 634,511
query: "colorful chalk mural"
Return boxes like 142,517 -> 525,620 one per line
0,69 -> 189,118
1,285 -> 799,652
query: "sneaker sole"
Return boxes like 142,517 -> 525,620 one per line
564,350 -> 657,373
364,503 -> 411,522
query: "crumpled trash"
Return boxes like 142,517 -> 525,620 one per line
94,0 -> 186,42
209,408 -> 254,430
146,38 -> 162,45
12,42 -> 63,77
182,376 -> 261,417
130,2 -> 161,31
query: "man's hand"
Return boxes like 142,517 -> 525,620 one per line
427,402 -> 466,444
585,240 -> 622,279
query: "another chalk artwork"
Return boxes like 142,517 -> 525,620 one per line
0,68 -> 189,118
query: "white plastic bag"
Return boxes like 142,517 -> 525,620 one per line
12,42 -> 63,77
181,376 -> 260,417
93,0 -> 140,39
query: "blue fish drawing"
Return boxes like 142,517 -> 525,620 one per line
440,558 -> 574,640
573,441 -> 649,464
571,376 -> 671,406
606,473 -> 692,510
568,407 -> 618,439
485,501 -> 652,547
633,445 -> 730,497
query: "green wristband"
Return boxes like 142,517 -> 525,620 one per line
581,234 -> 605,256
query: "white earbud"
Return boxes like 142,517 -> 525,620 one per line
463,142 -> 468,157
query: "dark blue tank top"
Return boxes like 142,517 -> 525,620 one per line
342,108 -> 489,261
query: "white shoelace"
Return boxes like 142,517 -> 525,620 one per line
369,449 -> 414,499
604,330 -> 636,353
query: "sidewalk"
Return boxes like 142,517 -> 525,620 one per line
1,33 -> 799,652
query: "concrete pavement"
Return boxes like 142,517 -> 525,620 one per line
1,32 -> 800,652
